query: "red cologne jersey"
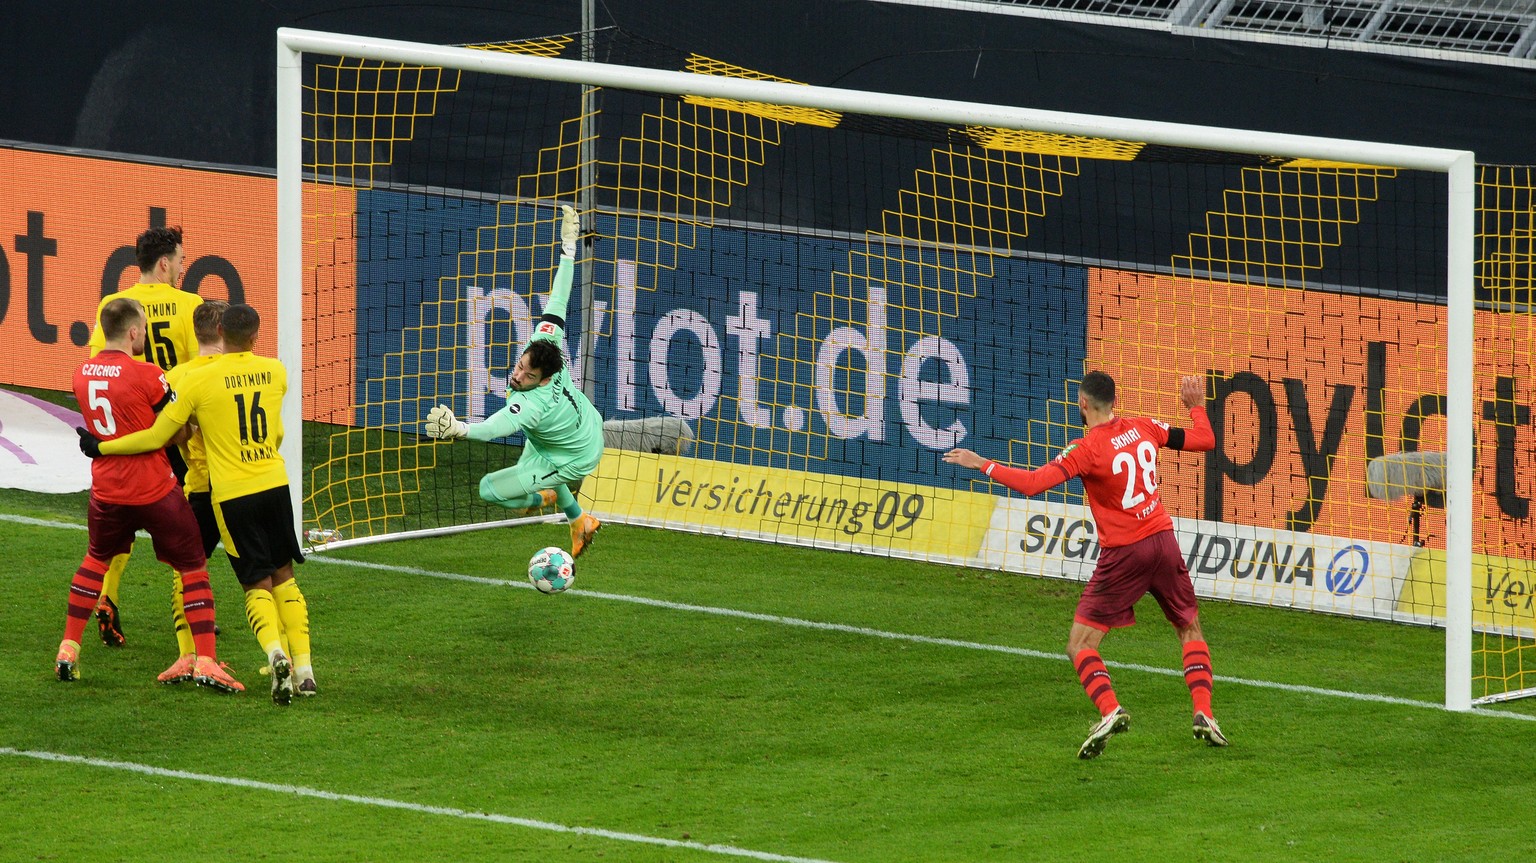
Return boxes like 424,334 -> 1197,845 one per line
1052,415 -> 1175,548
73,350 -> 177,505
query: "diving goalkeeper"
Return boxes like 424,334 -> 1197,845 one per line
424,205 -> 604,557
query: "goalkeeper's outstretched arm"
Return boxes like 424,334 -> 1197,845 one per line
423,402 -> 530,442
537,204 -> 580,334
466,404 -> 529,442
425,207 -> 579,444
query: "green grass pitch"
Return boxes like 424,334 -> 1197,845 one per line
3,477 -> 1535,862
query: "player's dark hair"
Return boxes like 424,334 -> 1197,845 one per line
522,339 -> 564,380
221,303 -> 261,350
99,297 -> 145,340
192,299 -> 229,346
135,225 -> 184,272
1080,370 -> 1116,410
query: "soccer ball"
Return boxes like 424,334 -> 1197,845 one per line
528,546 -> 576,594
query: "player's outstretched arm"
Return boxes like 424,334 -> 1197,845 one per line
95,411 -> 185,456
943,447 -> 1067,496
533,204 -> 580,336
464,402 -> 531,442
942,447 -> 988,470
423,403 -> 533,443
1173,374 -> 1216,451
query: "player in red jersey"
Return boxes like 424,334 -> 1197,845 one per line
944,371 -> 1223,758
60,297 -> 242,693
88,225 -> 204,648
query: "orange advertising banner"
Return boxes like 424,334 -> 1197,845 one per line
1089,269 -> 1534,558
0,146 -> 277,391
0,146 -> 356,424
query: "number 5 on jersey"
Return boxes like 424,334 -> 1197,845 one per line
87,380 -> 116,436
148,320 -> 178,369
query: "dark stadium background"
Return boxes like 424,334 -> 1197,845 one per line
2,0 -> 1530,300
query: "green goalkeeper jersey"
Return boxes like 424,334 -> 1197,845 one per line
467,256 -> 604,470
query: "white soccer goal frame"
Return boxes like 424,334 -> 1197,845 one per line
274,27 -> 1477,710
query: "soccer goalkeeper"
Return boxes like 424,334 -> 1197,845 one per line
424,205 -> 604,557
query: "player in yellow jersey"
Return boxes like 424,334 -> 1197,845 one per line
89,226 -> 202,370
86,226 -> 204,648
87,304 -> 315,706
154,299 -> 229,685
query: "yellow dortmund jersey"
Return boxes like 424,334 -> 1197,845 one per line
164,353 -> 223,494
164,351 -> 288,503
89,283 -> 202,372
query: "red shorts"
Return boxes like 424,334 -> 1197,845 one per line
1074,530 -> 1197,631
87,488 -> 207,574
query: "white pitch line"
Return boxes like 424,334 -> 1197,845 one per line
0,747 -> 844,863
4,513 -> 88,530
5,513 -> 1532,721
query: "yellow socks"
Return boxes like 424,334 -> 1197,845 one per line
271,579 -> 312,671
243,588 -> 284,661
99,552 -> 130,608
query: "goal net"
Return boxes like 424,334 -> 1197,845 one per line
277,28 -> 1535,709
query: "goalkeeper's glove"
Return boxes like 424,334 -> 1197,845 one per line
424,404 -> 469,440
76,427 -> 103,458
560,204 -> 579,258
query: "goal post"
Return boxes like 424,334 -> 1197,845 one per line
275,27 -> 1484,709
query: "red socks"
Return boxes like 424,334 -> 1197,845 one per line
179,569 -> 219,659
1075,642 -> 1214,719
1183,640 -> 1214,716
64,556 -> 109,645
1074,648 -> 1120,716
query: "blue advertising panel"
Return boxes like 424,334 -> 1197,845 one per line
355,190 -> 1088,491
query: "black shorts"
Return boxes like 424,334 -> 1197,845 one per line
214,486 -> 305,586
188,490 -> 220,558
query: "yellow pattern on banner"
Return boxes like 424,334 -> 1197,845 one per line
1397,548 -> 1536,632
591,451 -> 995,558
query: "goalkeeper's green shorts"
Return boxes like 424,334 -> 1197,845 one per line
481,443 -> 602,502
